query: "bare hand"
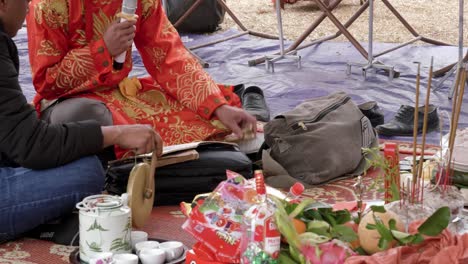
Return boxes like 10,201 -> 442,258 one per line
103,19 -> 136,57
102,125 -> 163,156
214,105 -> 257,139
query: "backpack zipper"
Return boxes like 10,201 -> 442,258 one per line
291,96 -> 351,130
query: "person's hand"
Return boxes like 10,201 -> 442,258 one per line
214,105 -> 257,139
103,19 -> 136,57
102,125 -> 163,156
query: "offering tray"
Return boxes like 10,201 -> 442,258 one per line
69,238 -> 188,264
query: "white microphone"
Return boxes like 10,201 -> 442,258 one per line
113,0 -> 137,70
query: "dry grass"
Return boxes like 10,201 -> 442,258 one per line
220,0 -> 466,45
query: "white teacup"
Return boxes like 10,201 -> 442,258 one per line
131,231 -> 148,250
159,241 -> 184,262
89,252 -> 113,264
113,253 -> 138,264
135,240 -> 160,255
139,248 -> 166,264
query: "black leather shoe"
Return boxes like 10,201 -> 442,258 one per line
243,86 -> 270,122
376,104 -> 439,136
358,101 -> 384,127
233,84 -> 245,104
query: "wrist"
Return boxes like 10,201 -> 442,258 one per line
101,126 -> 122,148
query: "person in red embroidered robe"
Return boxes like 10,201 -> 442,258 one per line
26,0 -> 255,158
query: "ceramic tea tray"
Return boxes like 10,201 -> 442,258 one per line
69,238 -> 188,264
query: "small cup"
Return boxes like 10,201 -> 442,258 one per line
131,230 -> 148,250
89,252 -> 113,264
113,253 -> 138,264
135,240 -> 160,255
139,248 -> 166,264
159,241 -> 184,262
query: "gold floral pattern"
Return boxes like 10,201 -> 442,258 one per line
161,20 -> 177,37
74,29 -> 87,46
34,0 -> 68,30
145,47 -> 167,72
92,9 -> 115,40
56,48 -> 96,89
171,55 -> 221,112
37,40 -> 61,56
141,0 -> 157,20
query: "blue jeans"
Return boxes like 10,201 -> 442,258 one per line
0,156 -> 104,243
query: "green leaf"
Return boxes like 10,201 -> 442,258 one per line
366,223 -> 377,230
370,205 -> 386,213
389,182 -> 400,201
388,219 -> 397,230
418,207 -> 451,236
378,237 -> 389,250
333,225 -> 358,242
303,209 -> 323,221
355,247 -> 368,256
411,233 -> 424,244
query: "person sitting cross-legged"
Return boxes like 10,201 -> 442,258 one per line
26,0 -> 257,160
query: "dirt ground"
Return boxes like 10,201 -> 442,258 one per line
220,0 -> 466,45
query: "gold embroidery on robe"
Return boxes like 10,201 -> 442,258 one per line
37,40 -> 61,56
141,0 -> 157,20
92,9 -> 115,40
161,21 -> 177,37
74,29 -> 87,46
145,47 -> 167,73
56,48 -> 96,89
34,0 -> 68,30
171,56 -> 221,110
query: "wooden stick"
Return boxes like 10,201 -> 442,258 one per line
411,62 -> 421,204
416,57 -> 434,203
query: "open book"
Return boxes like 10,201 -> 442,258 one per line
138,141 -> 239,168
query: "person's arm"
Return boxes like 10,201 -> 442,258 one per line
133,1 -> 228,120
25,0 -> 125,101
0,35 -> 104,169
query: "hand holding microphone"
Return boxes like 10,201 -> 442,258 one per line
103,0 -> 138,70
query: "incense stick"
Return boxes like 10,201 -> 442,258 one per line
416,57 -> 434,203
408,62 -> 421,203
411,62 -> 421,204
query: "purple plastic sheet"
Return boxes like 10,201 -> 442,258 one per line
15,28 -> 467,146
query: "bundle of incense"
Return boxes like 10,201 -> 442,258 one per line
445,65 -> 467,191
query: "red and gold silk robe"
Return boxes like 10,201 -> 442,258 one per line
26,0 -> 240,158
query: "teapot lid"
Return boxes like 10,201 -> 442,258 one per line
126,152 -> 157,228
76,194 -> 128,215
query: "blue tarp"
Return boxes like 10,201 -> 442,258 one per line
15,28 -> 468,146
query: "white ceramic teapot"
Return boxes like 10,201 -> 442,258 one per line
77,194 -> 132,263
77,152 -> 157,263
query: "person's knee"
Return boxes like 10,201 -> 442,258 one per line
48,98 -> 113,126
71,156 -> 105,194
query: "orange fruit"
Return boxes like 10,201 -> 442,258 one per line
293,218 -> 307,234
281,218 -> 307,244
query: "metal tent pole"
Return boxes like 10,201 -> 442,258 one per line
346,0 -> 394,80
264,0 -> 301,73
433,0 -> 464,99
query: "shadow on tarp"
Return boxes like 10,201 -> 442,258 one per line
16,28 -> 467,146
